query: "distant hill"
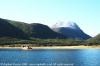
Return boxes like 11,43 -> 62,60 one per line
30,23 -> 65,38
0,18 -> 28,39
87,34 -> 100,44
52,21 -> 91,39
0,18 -> 65,39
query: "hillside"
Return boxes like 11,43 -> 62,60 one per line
30,23 -> 65,38
0,18 -> 28,39
86,34 -> 100,45
0,18 -> 65,39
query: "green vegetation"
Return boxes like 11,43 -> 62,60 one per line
86,34 -> 100,46
0,33 -> 100,47
0,38 -> 85,47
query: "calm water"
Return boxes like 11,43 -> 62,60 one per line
0,48 -> 100,66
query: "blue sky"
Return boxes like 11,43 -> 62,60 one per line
0,0 -> 100,36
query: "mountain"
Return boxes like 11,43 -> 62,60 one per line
0,18 -> 91,39
87,34 -> 100,44
30,23 -> 65,38
0,18 -> 28,39
0,18 -> 65,39
52,21 -> 91,39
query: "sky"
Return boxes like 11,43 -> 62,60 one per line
0,0 -> 100,37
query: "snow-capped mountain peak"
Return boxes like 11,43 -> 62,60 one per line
52,21 -> 91,39
52,21 -> 80,30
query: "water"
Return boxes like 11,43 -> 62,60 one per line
0,48 -> 100,66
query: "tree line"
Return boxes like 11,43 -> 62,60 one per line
0,37 -> 99,47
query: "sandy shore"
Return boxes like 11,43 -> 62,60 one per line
31,46 -> 100,49
0,46 -> 100,49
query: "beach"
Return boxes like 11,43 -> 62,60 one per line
0,45 -> 100,49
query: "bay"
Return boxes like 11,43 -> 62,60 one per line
0,48 -> 99,66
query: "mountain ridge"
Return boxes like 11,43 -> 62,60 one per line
0,18 -> 91,39
0,18 -> 65,39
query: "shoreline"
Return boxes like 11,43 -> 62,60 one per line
0,46 -> 100,49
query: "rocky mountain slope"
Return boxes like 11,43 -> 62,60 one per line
52,21 -> 91,39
